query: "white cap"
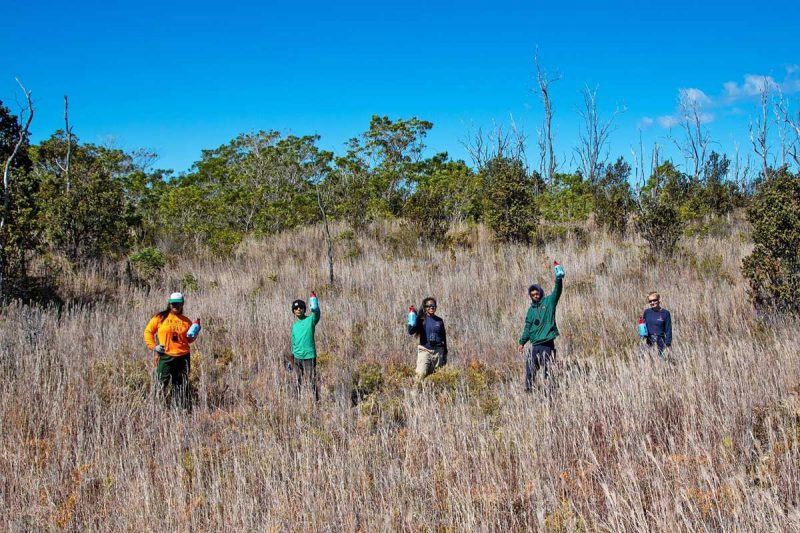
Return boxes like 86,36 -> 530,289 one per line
168,292 -> 184,303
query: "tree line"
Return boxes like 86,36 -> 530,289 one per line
1,94 -> 798,313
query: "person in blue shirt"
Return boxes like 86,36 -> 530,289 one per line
642,291 -> 672,358
408,297 -> 448,384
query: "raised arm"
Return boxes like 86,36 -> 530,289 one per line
551,275 -> 563,306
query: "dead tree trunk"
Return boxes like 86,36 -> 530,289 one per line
1,80 -> 34,302
575,85 -> 622,184
316,184 -> 335,287
750,82 -> 771,179
534,50 -> 560,186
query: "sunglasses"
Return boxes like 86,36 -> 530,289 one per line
424,305 -> 437,309
292,305 -> 306,310
648,299 -> 659,304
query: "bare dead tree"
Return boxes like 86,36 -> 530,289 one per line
534,49 -> 561,185
64,96 -> 72,191
461,122 -> 524,171
461,125 -> 489,170
508,113 -> 528,170
670,90 -> 711,181
772,89 -> 791,169
54,95 -> 74,192
575,85 -> 623,184
750,81 -> 771,179
731,142 -> 753,194
650,143 -> 661,199
536,127 -> 547,178
630,131 -> 646,194
775,91 -> 800,168
316,184 -> 335,287
1,79 -> 34,302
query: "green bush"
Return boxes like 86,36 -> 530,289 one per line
741,169 -> 800,313
351,361 -> 384,404
634,194 -> 684,257
480,157 -> 539,243
129,247 -> 166,278
181,272 -> 199,293
592,158 -> 634,236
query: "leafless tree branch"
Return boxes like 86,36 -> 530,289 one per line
574,85 -> 624,184
1,79 -> 34,301
534,48 -> 561,185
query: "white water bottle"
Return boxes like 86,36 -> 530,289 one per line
309,291 -> 319,311
407,306 -> 417,327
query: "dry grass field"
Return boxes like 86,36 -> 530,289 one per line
2,218 -> 799,531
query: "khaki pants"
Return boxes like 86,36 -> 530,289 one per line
416,345 -> 445,381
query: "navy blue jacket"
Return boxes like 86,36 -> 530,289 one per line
408,315 -> 448,355
643,307 -> 672,349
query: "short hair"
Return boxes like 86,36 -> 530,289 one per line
647,291 -> 660,300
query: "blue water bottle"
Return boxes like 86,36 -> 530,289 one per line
187,319 -> 201,339
309,291 -> 319,311
407,306 -> 417,327
637,317 -> 648,338
553,261 -> 565,279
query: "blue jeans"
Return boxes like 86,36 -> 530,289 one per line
525,340 -> 555,392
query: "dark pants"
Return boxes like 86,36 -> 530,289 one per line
525,341 -> 555,392
294,357 -> 319,401
156,354 -> 191,408
644,335 -> 668,359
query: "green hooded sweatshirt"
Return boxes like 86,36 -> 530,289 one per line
518,276 -> 563,346
292,308 -> 321,360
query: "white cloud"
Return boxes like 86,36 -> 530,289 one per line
637,116 -> 654,129
743,74 -> 778,95
723,81 -> 741,100
657,115 -> 679,128
786,64 -> 799,75
784,77 -> 800,93
679,87 -> 712,108
722,74 -> 780,101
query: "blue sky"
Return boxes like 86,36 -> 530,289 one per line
2,0 -> 799,176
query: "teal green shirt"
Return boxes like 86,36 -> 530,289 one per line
291,308 -> 321,360
519,277 -> 563,346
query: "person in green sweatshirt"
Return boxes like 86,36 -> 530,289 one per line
517,269 -> 564,392
290,293 -> 321,401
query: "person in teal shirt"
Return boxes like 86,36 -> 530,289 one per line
517,269 -> 564,392
290,294 -> 321,401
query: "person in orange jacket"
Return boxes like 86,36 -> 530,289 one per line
144,292 -> 196,407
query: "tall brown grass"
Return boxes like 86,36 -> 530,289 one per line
2,218 -> 799,531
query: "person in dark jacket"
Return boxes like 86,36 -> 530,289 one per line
642,291 -> 672,358
408,297 -> 448,383
517,270 -> 564,392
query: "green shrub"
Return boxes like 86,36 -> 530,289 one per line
351,361 -> 384,404
634,194 -> 684,257
89,357 -> 151,406
592,158 -> 634,236
427,366 -> 461,392
129,247 -> 166,279
480,157 -> 539,243
741,169 -> 800,313
181,272 -> 199,293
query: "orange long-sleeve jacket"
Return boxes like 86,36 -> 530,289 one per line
144,312 -> 193,357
